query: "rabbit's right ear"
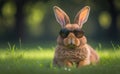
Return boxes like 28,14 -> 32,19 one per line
53,6 -> 70,28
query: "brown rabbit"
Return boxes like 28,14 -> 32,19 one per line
53,6 -> 99,68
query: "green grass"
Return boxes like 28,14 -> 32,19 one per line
0,46 -> 120,74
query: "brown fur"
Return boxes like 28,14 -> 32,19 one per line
53,6 -> 99,68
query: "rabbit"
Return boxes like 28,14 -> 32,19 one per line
53,6 -> 99,68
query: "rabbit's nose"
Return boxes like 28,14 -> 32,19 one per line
68,33 -> 75,38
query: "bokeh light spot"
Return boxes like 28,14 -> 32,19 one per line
114,0 -> 120,10
25,2 -> 47,37
2,2 -> 16,17
99,11 -> 112,29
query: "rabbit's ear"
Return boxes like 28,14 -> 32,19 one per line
74,6 -> 90,28
53,6 -> 70,28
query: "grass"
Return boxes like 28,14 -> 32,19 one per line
0,44 -> 120,74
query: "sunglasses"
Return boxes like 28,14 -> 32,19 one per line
59,28 -> 84,38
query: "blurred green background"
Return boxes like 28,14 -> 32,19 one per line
0,0 -> 120,48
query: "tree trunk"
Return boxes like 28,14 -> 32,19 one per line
107,0 -> 118,41
14,0 -> 26,41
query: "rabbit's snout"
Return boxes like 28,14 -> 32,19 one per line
64,33 -> 80,48
68,33 -> 76,45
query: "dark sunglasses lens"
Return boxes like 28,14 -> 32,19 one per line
59,29 -> 69,38
74,30 -> 84,38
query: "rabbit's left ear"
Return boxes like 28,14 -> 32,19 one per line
74,6 -> 90,28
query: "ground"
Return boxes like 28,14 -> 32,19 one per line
0,44 -> 120,74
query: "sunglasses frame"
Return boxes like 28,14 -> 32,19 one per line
59,28 -> 84,38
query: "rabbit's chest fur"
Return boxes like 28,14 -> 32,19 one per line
55,44 -> 90,62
